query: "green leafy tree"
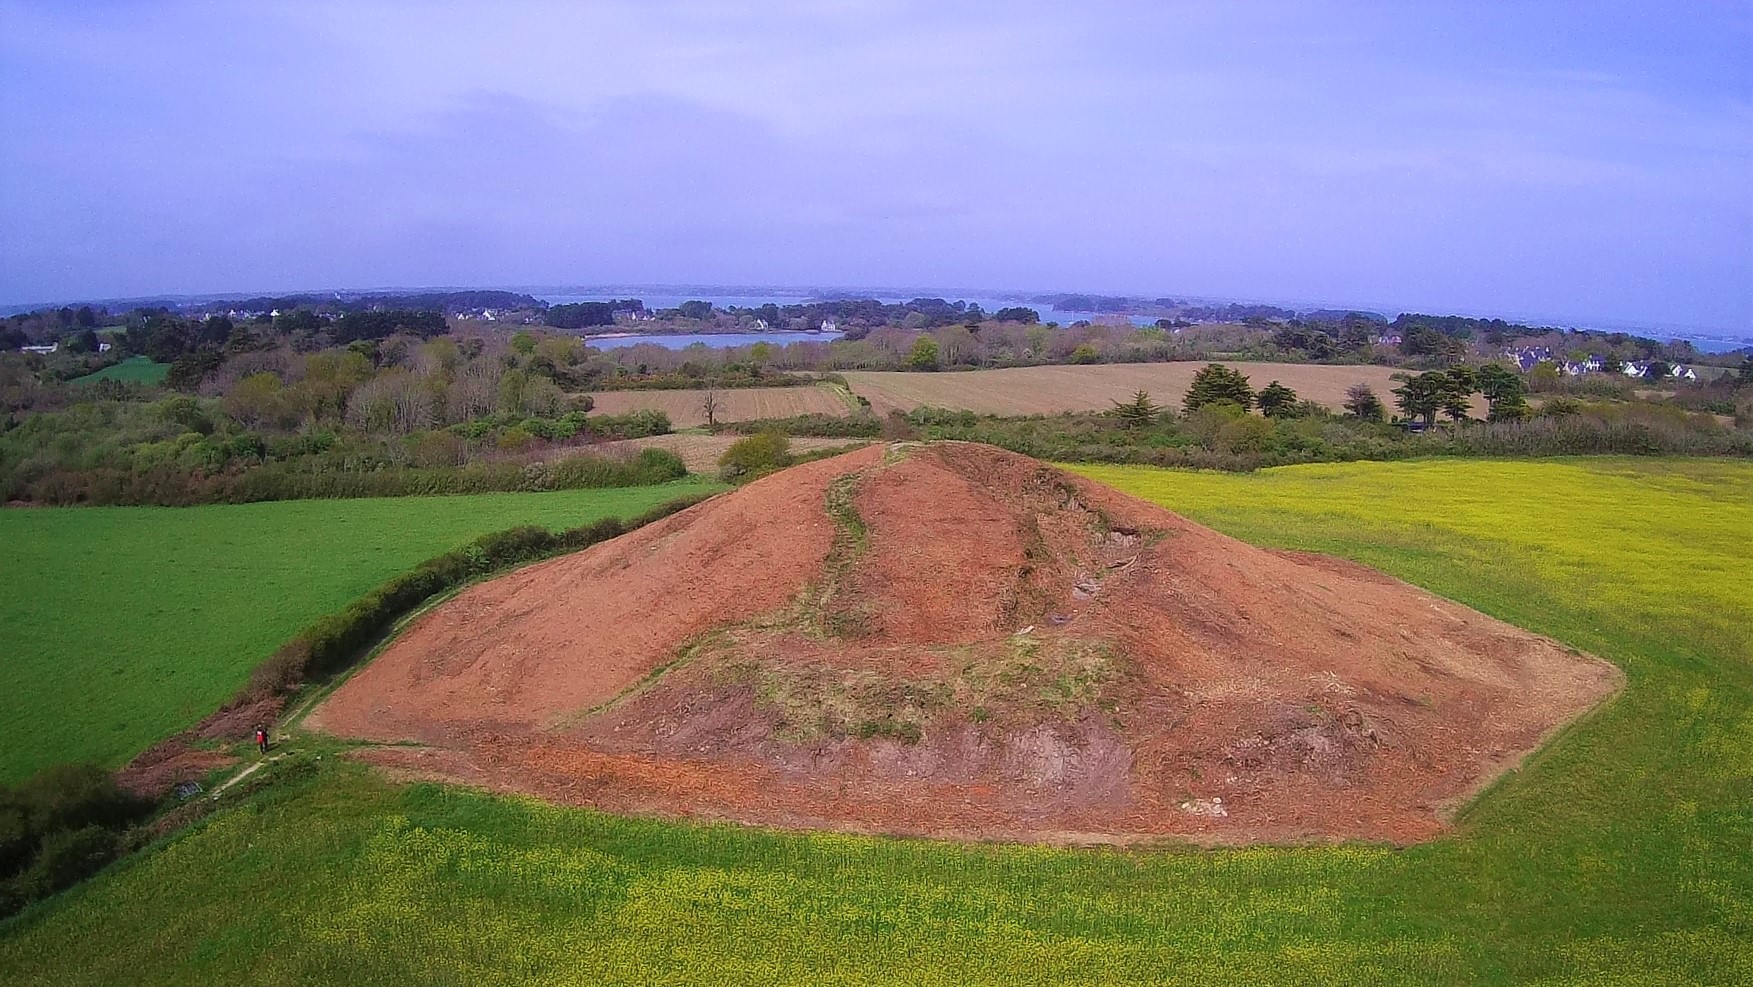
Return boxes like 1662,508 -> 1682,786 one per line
1392,371 -> 1448,426
1529,361 -> 1561,391
1256,381 -> 1298,418
1069,343 -> 1099,364
908,336 -> 939,370
1343,383 -> 1385,421
165,349 -> 223,393
497,368 -> 529,413
197,315 -> 233,347
1475,363 -> 1530,422
1644,360 -> 1673,380
1440,366 -> 1477,422
1183,363 -> 1254,412
143,319 -> 192,364
272,308 -> 325,335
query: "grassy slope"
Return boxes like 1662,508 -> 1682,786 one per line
1,458 -> 1749,984
0,480 -> 721,782
68,356 -> 170,385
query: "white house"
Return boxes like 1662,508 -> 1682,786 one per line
21,342 -> 58,354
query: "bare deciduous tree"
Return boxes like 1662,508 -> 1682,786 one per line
701,384 -> 723,428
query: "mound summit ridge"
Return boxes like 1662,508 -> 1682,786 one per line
311,443 -> 1619,844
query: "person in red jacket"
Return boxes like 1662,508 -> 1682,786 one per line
254,725 -> 269,755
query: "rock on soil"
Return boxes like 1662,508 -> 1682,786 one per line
309,442 -> 1621,845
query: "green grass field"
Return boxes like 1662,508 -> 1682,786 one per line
0,480 -> 721,782
68,356 -> 170,386
1,458 -> 1748,984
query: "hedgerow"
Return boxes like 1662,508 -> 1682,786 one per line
244,490 -> 715,697
13,447 -> 687,506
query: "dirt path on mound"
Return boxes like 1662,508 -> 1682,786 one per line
314,442 -> 1620,846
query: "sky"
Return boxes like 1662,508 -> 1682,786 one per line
2,1 -> 1750,333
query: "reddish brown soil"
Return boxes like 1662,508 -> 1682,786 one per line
115,695 -> 280,797
311,442 -> 1621,845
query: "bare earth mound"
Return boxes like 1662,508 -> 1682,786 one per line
310,443 -> 1620,844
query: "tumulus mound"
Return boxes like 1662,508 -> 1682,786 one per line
309,443 -> 1620,844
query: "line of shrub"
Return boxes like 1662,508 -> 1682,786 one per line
717,413 -> 882,438
16,446 -> 689,506
244,490 -> 717,698
904,404 -> 1752,471
589,369 -> 816,391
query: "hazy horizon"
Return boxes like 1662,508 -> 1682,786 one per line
3,2 -> 1749,332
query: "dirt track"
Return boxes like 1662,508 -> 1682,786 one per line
311,443 -> 1618,845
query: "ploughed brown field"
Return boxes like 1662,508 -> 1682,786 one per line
586,385 -> 851,427
309,443 -> 1618,845
844,362 -> 1486,416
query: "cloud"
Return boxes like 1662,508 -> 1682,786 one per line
0,0 -> 1748,329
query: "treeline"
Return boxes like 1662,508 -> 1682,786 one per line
716,357 -> 1748,470
892,400 -> 1750,471
2,340 -> 688,505
717,297 -> 1041,336
546,299 -> 644,330
15,445 -> 686,507
190,290 -> 543,316
2,399 -> 680,506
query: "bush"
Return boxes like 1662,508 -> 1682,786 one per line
584,410 -> 671,440
1217,414 -> 1274,454
721,414 -> 881,438
0,802 -> 30,879
0,763 -> 152,918
21,824 -> 117,894
8,763 -> 152,837
718,430 -> 792,482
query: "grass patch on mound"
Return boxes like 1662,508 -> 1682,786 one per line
1,457 -> 1748,984
0,479 -> 722,782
